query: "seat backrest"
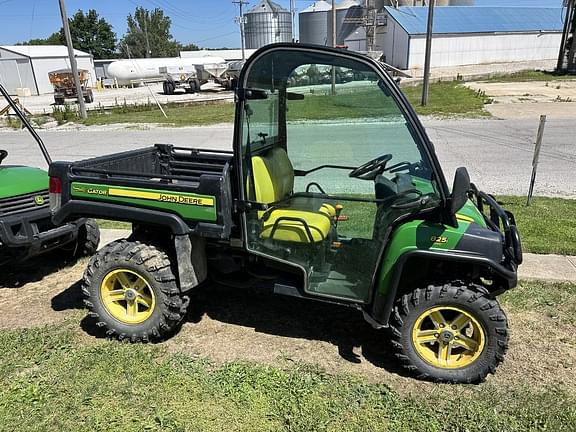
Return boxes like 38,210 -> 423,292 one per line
251,147 -> 294,204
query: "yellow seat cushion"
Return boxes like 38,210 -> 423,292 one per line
260,209 -> 331,243
290,196 -> 337,218
251,147 -> 294,204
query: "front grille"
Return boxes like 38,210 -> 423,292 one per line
0,190 -> 50,217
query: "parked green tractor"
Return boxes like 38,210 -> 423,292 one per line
0,84 -> 100,266
49,44 -> 522,383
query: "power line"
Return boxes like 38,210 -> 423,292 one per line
233,0 -> 249,61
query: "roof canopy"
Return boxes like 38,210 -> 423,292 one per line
0,45 -> 91,58
247,0 -> 288,14
301,1 -> 332,13
384,6 -> 564,35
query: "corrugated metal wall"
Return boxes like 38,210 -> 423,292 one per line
299,9 -> 330,45
245,8 -> 292,48
408,32 -> 563,69
0,48 -> 36,95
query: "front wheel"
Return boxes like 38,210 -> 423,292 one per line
82,239 -> 189,342
389,283 -> 509,383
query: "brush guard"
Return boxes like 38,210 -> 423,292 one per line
469,184 -> 523,265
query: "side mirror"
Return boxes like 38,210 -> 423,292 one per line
450,167 -> 471,215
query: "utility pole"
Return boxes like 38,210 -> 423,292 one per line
143,10 -> 151,58
557,0 -> 576,72
332,0 -> 337,47
421,0 -> 435,106
290,0 -> 296,42
58,0 -> 87,119
331,0 -> 337,95
233,0 -> 248,62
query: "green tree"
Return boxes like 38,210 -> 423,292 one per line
119,7 -> 180,58
19,9 -> 117,59
18,32 -> 61,46
67,9 -> 117,59
179,42 -> 200,52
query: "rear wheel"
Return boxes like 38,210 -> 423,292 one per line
389,283 -> 508,383
84,90 -> 94,103
82,239 -> 188,342
165,81 -> 175,95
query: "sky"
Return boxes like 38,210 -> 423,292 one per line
0,0 -> 565,49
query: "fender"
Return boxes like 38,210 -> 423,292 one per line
53,200 -> 191,235
370,249 -> 517,326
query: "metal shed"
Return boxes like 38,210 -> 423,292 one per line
377,7 -> 564,70
0,45 -> 95,95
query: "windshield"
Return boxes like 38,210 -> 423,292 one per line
241,48 -> 441,202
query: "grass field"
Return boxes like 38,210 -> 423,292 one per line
485,70 -> 576,83
77,80 -> 490,128
81,101 -> 236,127
496,196 -> 576,255
0,278 -> 574,432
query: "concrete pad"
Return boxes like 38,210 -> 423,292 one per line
98,229 -> 131,250
519,253 -> 576,282
485,101 -> 576,119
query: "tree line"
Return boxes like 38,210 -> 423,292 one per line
19,7 -> 202,59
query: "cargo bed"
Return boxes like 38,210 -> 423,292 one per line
49,144 -> 235,239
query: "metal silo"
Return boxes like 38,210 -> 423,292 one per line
244,0 -> 292,49
449,0 -> 475,5
335,0 -> 362,45
299,1 -> 332,45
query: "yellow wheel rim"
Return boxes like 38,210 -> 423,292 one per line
411,306 -> 486,369
100,269 -> 156,324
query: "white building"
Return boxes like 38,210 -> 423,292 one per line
376,7 -> 564,70
0,45 -> 95,95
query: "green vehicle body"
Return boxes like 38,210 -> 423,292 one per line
0,85 -> 100,266
49,44 -> 522,382
0,166 -> 48,198
70,182 -> 218,222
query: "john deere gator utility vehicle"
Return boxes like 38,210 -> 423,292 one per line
0,84 -> 99,266
49,44 -> 522,383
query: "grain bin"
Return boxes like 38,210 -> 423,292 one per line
336,0 -> 362,45
244,0 -> 292,49
299,1 -> 332,45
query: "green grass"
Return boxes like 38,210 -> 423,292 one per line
74,80 -> 489,128
496,196 -> 576,255
403,81 -> 491,117
503,280 -> 576,326
0,321 -> 574,432
485,70 -> 576,83
81,101 -> 235,127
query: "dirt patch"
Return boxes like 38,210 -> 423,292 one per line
465,80 -> 576,119
1,260 -> 574,394
0,256 -> 85,329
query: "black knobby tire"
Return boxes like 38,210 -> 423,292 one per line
82,239 -> 189,342
389,283 -> 508,384
74,218 -> 100,257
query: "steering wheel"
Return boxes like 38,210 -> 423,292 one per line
349,154 -> 393,180
0,150 -> 7,165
